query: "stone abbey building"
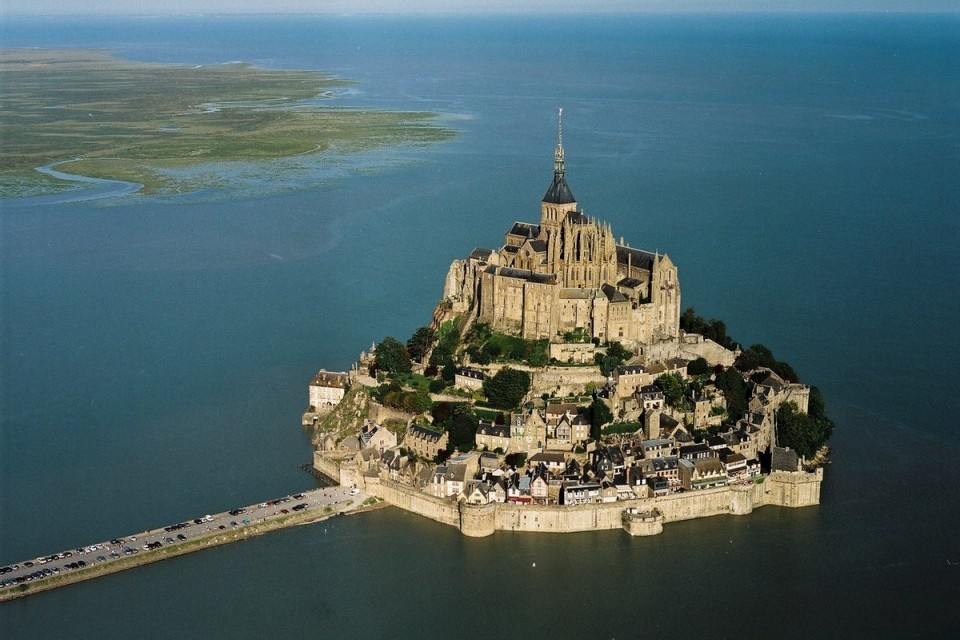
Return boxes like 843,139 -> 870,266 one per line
443,112 -> 681,346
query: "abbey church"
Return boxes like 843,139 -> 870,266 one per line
442,111 -> 681,347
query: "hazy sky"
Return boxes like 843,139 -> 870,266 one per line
3,1 -> 958,17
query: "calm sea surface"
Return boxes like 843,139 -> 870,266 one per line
1,14 -> 959,638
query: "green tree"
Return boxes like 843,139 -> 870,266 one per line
606,341 -> 632,361
715,367 -> 748,421
376,336 -> 411,375
447,407 -> 478,451
428,378 -> 446,393
505,452 -> 527,468
772,361 -> 799,383
687,357 -> 710,376
482,367 -> 531,410
775,402 -> 832,458
406,326 -> 434,362
441,362 -> 457,382
654,372 -> 688,408
590,398 -> 613,440
735,344 -> 799,382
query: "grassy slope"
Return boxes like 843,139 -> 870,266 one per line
0,49 -> 454,196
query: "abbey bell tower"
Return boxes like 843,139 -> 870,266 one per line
540,107 -> 578,273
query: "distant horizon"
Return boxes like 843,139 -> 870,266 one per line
3,0 -> 959,18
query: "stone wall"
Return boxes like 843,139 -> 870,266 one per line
367,479 -> 461,529
368,402 -> 415,424
369,469 -> 823,537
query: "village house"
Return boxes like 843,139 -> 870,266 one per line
461,480 -> 491,505
488,478 -> 507,503
529,451 -> 567,474
478,452 -> 501,474
308,370 -> 349,409
720,428 -> 758,460
691,383 -> 727,428
678,443 -> 715,461
475,421 -> 511,452
404,424 -> 449,460
454,367 -> 486,392
720,451 -> 749,481
359,423 -> 397,452
644,358 -> 689,381
614,364 -> 648,399
591,446 -> 626,477
380,448 -> 409,482
529,473 -> 550,502
431,464 -> 467,498
637,384 -> 665,412
640,438 -> 673,459
647,475 -> 670,497
508,476 -> 533,504
639,456 -> 680,489
509,408 -> 546,453
679,457 -> 727,491
561,480 -> 601,505
749,371 -> 811,415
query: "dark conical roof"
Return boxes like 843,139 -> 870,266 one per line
543,171 -> 575,205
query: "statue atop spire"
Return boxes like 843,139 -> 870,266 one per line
543,107 -> 575,205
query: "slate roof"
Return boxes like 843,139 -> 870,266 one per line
771,447 -> 800,472
616,246 -> 657,270
616,365 -> 646,375
498,267 -> 556,285
528,239 -> 548,253
601,283 -> 629,303
476,421 -> 511,438
543,172 -> 575,205
310,370 -> 348,388
469,247 -> 493,261
408,424 -> 445,443
530,452 -> 566,464
679,443 -> 713,459
508,221 -> 540,238
456,367 -> 485,380
617,277 -> 643,289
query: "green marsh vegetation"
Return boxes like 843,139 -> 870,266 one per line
0,49 -> 454,196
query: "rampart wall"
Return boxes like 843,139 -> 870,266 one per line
370,468 -> 823,537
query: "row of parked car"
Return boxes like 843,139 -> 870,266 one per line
2,491 -> 322,590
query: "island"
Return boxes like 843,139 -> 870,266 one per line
0,49 -> 453,197
307,111 -> 832,537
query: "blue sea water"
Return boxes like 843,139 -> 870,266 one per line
1,13 -> 959,638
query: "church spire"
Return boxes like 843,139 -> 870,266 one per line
543,107 -> 575,205
554,107 -> 565,175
